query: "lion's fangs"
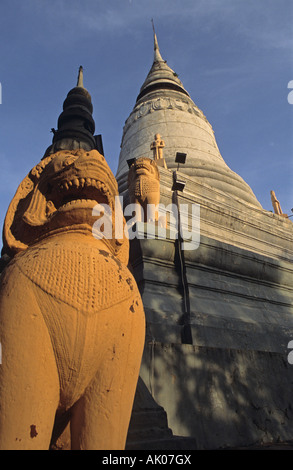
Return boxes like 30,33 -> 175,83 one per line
59,177 -> 107,191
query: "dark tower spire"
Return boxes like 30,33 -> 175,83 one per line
44,66 -> 97,157
76,65 -> 84,87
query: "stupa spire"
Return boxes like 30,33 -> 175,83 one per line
152,19 -> 163,62
117,29 -> 262,209
136,22 -> 189,102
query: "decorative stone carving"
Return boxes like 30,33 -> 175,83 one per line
122,96 -> 208,139
270,190 -> 288,218
0,148 -> 145,450
127,157 -> 161,224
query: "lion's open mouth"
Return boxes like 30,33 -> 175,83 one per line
47,176 -> 111,215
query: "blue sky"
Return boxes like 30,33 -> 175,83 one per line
0,0 -> 293,241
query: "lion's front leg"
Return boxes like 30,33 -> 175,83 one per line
70,294 -> 145,450
0,266 -> 60,450
144,193 -> 161,224
133,198 -> 144,223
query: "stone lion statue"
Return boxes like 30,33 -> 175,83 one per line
0,148 -> 145,450
127,157 -> 161,224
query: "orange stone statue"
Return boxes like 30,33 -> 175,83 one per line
0,148 -> 145,450
150,134 -> 167,169
128,157 -> 161,224
150,133 -> 165,161
270,190 -> 288,218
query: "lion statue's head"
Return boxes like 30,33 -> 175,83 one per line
128,157 -> 160,183
127,157 -> 160,203
2,149 -> 128,263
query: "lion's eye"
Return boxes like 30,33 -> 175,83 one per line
63,155 -> 77,167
